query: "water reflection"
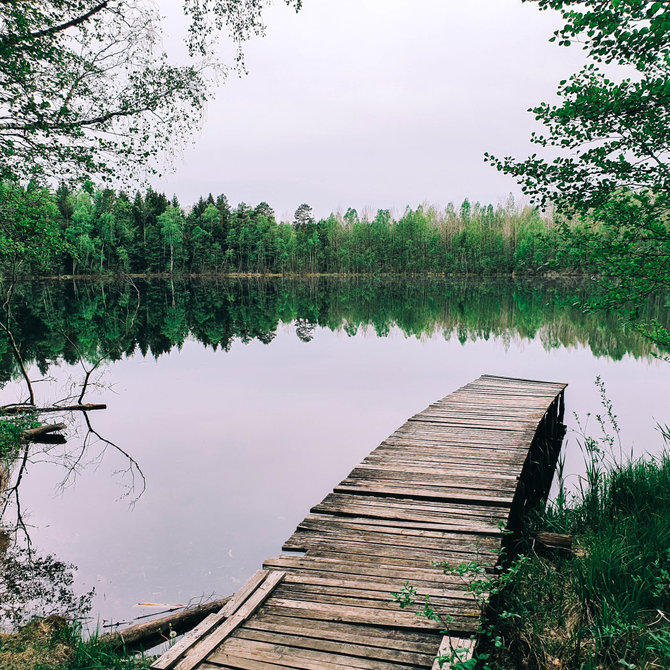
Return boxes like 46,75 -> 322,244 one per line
1,278 -> 667,383
0,278 -> 667,630
0,529 -> 93,629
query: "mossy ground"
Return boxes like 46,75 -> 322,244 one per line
0,617 -> 154,670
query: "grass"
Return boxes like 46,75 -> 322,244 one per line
480,380 -> 670,670
0,617 -> 154,670
0,415 -> 38,461
486,450 -> 670,669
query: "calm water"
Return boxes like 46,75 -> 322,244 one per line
1,278 -> 668,630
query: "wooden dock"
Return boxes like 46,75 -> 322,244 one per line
152,375 -> 566,670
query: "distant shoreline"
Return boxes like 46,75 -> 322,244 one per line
3,270 -> 590,282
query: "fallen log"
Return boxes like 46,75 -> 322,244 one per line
98,595 -> 232,652
30,434 -> 67,445
2,403 -> 107,415
21,423 -> 67,441
531,531 -> 573,555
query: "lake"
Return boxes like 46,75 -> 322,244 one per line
1,277 -> 668,631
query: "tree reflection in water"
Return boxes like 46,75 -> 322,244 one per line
0,277 -> 667,630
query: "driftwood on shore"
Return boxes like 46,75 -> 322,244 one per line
98,596 -> 232,652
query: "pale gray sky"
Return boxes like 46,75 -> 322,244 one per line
154,1 -> 586,218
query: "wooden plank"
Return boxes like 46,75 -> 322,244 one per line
333,481 -> 513,505
370,442 -> 529,457
478,374 -> 566,386
219,571 -> 270,618
284,535 -> 498,563
303,512 -> 502,534
262,555 -> 476,588
211,638 -> 422,669
151,570 -> 270,670
279,574 -> 476,602
202,654 -> 302,670
152,614 -> 223,670
377,438 -> 532,453
407,419 -> 533,432
232,628 -> 436,666
299,550 -> 498,577
414,410 -> 545,421
152,375 -> 567,670
296,517 -> 501,546
174,571 -> 285,670
259,601 -> 477,632
432,637 -> 476,670
314,493 -> 510,519
347,468 -> 519,489
264,556 -> 442,580
244,614 -> 443,653
299,513 -> 503,537
300,547 -> 493,572
273,582 -> 477,608
355,462 -> 518,480
273,585 -> 479,613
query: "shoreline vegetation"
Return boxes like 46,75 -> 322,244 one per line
482,420 -> 670,669
401,387 -> 670,669
2,183 -> 589,279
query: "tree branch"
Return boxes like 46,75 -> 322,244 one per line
0,2 -> 110,47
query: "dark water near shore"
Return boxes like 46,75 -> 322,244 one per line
1,278 -> 668,631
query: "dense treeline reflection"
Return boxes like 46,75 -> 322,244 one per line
1,278 -> 665,382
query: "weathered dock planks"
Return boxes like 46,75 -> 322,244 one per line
152,374 -> 566,670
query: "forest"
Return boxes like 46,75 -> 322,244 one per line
0,183 -> 580,277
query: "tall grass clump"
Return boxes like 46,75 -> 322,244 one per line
485,381 -> 670,669
0,618 -> 154,670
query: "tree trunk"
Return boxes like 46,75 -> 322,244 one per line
21,423 -> 67,441
1,403 -> 106,414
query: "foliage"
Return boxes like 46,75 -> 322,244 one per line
0,183 -> 66,275
63,623 -> 154,669
0,616 -> 74,670
0,616 -> 153,670
0,185 -> 575,276
0,0 -> 301,184
0,416 -> 38,463
488,452 -> 670,668
487,0 -> 670,347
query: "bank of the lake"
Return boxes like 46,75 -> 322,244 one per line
478,447 -> 670,669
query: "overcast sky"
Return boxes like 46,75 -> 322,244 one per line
153,0 -> 586,219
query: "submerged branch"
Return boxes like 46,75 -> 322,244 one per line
20,423 -> 66,441
99,595 -> 232,652
1,403 -> 107,414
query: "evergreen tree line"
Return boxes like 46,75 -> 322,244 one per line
0,183 -> 582,277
